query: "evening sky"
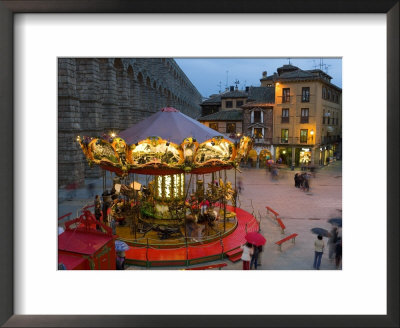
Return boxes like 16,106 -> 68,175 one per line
175,58 -> 342,99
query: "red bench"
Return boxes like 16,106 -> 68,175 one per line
58,212 -> 72,221
275,233 -> 298,251
276,218 -> 286,234
266,206 -> 279,219
185,263 -> 227,270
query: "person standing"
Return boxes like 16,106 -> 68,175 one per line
250,245 -> 262,269
313,235 -> 325,270
241,242 -> 253,270
294,173 -> 299,188
116,251 -> 125,270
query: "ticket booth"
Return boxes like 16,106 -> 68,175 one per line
58,211 -> 116,270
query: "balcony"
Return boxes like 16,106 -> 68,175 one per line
321,135 -> 342,144
253,138 -> 272,144
277,96 -> 294,105
281,116 -> 289,123
300,117 -> 309,123
274,137 -> 315,145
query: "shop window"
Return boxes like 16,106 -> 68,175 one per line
300,129 -> 308,143
281,129 -> 289,143
254,128 -> 263,139
301,108 -> 309,123
226,101 -> 233,108
302,87 -> 310,102
209,123 -> 218,131
282,88 -> 290,103
236,100 -> 243,107
254,111 -> 261,123
226,123 -> 236,134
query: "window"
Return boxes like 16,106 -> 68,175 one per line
281,108 -> 289,123
300,129 -> 308,143
225,101 -> 233,108
254,128 -> 263,139
282,88 -> 290,103
327,89 -> 331,101
301,108 -> 309,123
253,111 -> 261,123
236,100 -> 243,107
302,87 -> 310,102
328,111 -> 331,124
281,129 -> 289,143
322,87 -> 327,99
209,123 -> 218,131
226,123 -> 236,134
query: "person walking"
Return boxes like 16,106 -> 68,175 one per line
240,242 -> 253,270
313,235 -> 325,270
328,227 -> 338,259
335,238 -> 342,269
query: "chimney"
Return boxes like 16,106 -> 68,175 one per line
230,86 -> 234,92
262,71 -> 267,78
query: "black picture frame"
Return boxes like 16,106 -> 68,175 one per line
0,1 -> 398,327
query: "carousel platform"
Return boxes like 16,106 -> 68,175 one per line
124,205 -> 259,268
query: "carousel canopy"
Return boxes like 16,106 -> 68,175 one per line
118,107 -> 233,144
77,107 -> 253,176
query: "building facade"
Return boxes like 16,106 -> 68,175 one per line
261,65 -> 342,166
198,64 -> 342,167
58,58 -> 203,186
198,86 -> 246,139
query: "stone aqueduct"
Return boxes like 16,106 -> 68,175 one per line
58,58 -> 203,186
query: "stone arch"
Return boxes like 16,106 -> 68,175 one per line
137,72 -> 144,85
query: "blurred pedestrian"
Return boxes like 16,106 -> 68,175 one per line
294,173 -> 300,188
303,173 -> 310,192
238,176 -> 243,194
66,182 -> 77,200
298,173 -> 304,190
94,203 -> 102,229
87,182 -> 95,197
328,227 -> 338,259
335,239 -> 342,269
313,235 -> 325,270
94,194 -> 101,208
240,242 -> 253,270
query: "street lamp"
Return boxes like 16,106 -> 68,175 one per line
310,129 -> 314,142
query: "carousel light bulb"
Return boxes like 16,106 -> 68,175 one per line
111,133 -> 116,138
76,136 -> 81,142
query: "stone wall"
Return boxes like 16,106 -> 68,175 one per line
58,58 -> 203,187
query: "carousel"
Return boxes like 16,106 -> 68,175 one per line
77,107 -> 259,267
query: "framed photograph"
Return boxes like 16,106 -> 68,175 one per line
1,1 -> 398,327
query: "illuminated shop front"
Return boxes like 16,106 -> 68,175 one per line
300,148 -> 311,165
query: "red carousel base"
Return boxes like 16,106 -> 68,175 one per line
125,205 -> 259,267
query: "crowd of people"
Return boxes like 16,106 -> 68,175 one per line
294,172 -> 311,192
